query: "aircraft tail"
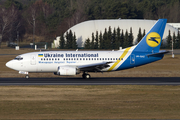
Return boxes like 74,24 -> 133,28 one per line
134,19 -> 167,53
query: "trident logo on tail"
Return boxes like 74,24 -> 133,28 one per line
146,32 -> 161,47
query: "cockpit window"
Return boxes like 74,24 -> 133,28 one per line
14,56 -> 23,60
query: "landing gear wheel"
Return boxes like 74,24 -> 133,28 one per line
82,74 -> 91,79
25,75 -> 29,79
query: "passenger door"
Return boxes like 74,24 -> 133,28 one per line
30,54 -> 36,65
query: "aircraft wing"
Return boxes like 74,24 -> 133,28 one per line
78,62 -> 113,72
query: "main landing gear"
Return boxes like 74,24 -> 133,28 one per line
82,72 -> 91,79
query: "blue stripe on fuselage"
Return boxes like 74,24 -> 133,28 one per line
116,52 -> 164,71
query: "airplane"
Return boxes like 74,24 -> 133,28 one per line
6,19 -> 169,79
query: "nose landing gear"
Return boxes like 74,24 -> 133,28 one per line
25,75 -> 29,79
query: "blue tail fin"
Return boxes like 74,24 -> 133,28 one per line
134,19 -> 167,53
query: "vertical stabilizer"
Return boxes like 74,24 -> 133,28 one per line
134,19 -> 167,53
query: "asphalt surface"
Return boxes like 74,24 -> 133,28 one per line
0,77 -> 180,85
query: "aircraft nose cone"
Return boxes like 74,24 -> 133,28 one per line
6,61 -> 13,68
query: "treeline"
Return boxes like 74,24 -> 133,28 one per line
61,27 -> 145,49
62,27 -> 180,49
165,30 -> 180,49
1,0 -> 180,47
84,27 -> 133,49
59,30 -> 78,49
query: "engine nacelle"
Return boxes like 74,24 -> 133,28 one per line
55,66 -> 80,76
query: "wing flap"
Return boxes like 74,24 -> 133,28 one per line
78,62 -> 113,72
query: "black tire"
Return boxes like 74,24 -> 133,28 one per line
82,74 -> 91,79
25,75 -> 29,79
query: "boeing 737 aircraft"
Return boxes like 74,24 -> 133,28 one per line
6,19 -> 168,79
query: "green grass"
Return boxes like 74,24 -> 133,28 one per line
0,85 -> 180,119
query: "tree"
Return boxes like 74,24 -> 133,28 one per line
115,27 -> 121,49
142,29 -> 146,37
103,28 -> 108,49
0,5 -> 21,47
120,29 -> 124,48
84,38 -> 91,49
128,27 -> 133,46
4,0 -> 23,10
99,31 -> 103,49
166,30 -> 172,49
171,32 -> 180,49
65,31 -> 69,48
91,32 -> 94,49
106,26 -> 112,49
94,31 -> 98,49
123,30 -> 129,48
67,30 -> 73,49
59,33 -> 65,49
72,32 -> 77,49
137,27 -> 142,43
112,28 -> 116,49
176,31 -> 180,49
25,0 -> 54,38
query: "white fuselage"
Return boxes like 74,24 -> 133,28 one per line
6,47 -> 135,73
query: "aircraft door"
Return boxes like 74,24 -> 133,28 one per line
130,54 -> 135,65
30,54 -> 36,65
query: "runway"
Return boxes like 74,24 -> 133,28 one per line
0,77 -> 180,85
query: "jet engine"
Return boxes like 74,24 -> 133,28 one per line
54,66 -> 80,76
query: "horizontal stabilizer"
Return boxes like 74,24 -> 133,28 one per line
146,50 -> 169,57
